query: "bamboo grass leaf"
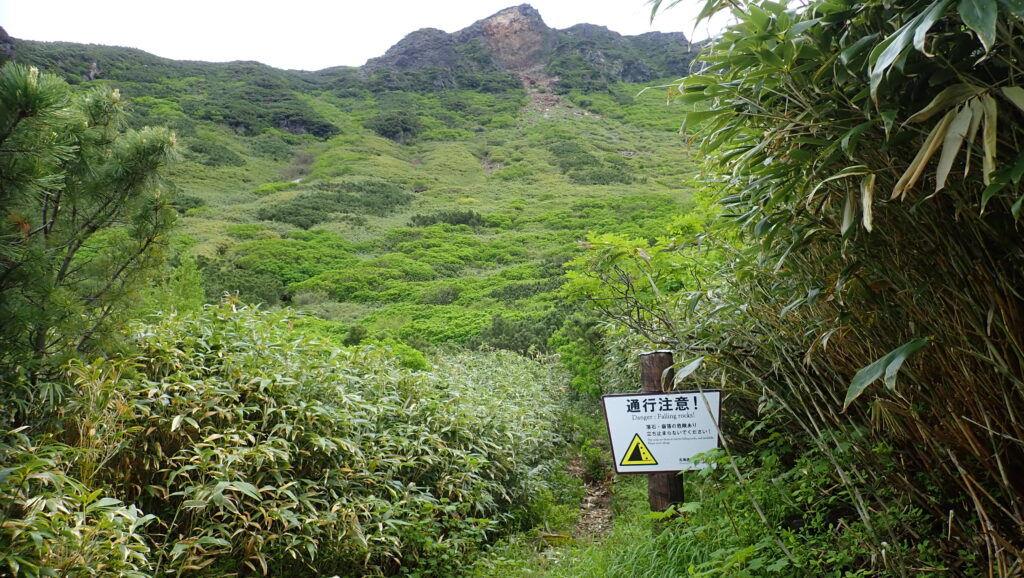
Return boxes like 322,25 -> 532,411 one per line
839,34 -> 879,67
230,481 -> 261,500
935,104 -> 974,193
881,109 -> 898,137
841,189 -> 856,234
980,181 -> 1007,213
882,339 -> 930,389
997,0 -> 1024,17
869,24 -> 914,101
892,109 -> 956,199
913,0 -> 953,54
869,0 -> 951,101
982,95 -> 998,184
840,121 -> 875,157
963,98 -> 984,177
1000,86 -> 1024,113
673,357 -> 705,383
984,148 -> 1024,212
1009,148 -> 1024,182
958,0 -> 998,52
810,165 -> 870,201
680,109 -> 730,136
861,173 -> 876,231
905,84 -> 984,123
843,338 -> 930,411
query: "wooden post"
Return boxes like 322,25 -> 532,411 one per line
640,350 -> 684,512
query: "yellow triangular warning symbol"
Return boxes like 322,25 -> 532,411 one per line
620,434 -> 658,466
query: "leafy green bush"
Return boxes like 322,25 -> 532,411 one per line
224,223 -> 279,240
469,310 -> 565,354
365,110 -> 423,143
409,210 -> 486,228
0,432 -> 155,577
250,131 -> 294,160
251,181 -> 295,195
1,304 -> 569,576
185,138 -> 246,167
548,141 -> 602,172
170,193 -> 206,214
566,166 -> 634,185
256,179 -> 413,228
492,164 -> 535,181
201,261 -> 285,304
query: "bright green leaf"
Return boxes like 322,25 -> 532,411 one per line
673,357 -> 704,383
959,0 -> 998,52
844,338 -> 930,411
997,0 -> 1024,17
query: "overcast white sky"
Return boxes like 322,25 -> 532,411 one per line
0,1 -> 727,71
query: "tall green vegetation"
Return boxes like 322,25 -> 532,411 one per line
0,304 -> 572,576
0,63 -> 176,377
563,0 -> 1024,573
0,20 -> 714,575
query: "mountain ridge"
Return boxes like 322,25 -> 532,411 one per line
5,4 -> 699,88
4,5 -> 699,139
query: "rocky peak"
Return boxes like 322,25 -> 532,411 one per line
366,28 -> 457,72
361,4 -> 700,92
464,4 -> 555,72
0,26 -> 15,63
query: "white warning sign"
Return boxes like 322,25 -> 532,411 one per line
602,390 -> 721,474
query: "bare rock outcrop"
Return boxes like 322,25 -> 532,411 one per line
459,4 -> 556,72
0,26 -> 15,63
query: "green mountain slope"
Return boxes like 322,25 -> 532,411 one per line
7,6 -> 698,354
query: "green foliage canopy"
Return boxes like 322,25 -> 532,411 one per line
584,0 -> 1024,572
0,304 -> 568,576
0,63 -> 176,373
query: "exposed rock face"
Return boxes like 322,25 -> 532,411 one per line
363,3 -> 701,92
365,28 -> 459,72
555,23 -> 655,84
84,61 -> 100,81
461,4 -> 556,72
0,26 -> 15,63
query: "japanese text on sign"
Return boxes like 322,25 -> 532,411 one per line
602,390 -> 721,474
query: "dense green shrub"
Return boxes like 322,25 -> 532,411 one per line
559,0 -> 1024,572
566,166 -> 634,185
469,309 -> 565,355
0,64 -> 176,374
201,261 -> 285,304
0,432 -> 155,577
185,138 -> 246,167
170,194 -> 206,214
409,210 -> 486,228
250,131 -> 294,160
0,305 -> 569,576
256,179 -> 413,228
365,110 -> 423,143
251,181 -> 295,195
548,141 -> 602,172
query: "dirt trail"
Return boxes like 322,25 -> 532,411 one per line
567,457 -> 613,539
